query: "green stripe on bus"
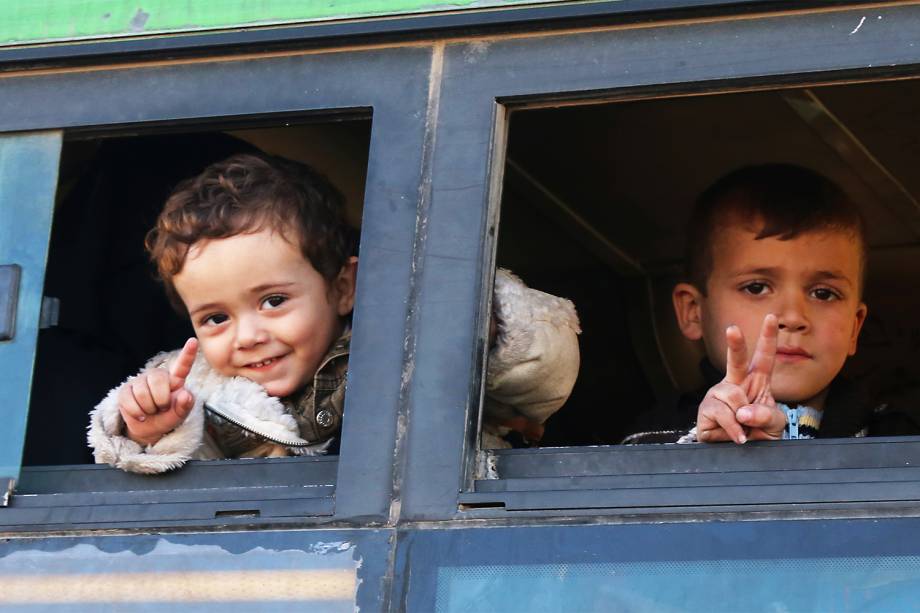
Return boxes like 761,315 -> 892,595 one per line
0,0 -> 567,47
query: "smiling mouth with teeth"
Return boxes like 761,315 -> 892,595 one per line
247,357 -> 280,369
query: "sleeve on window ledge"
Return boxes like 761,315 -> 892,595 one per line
87,349 -> 208,474
483,269 -> 581,447
87,348 -> 309,473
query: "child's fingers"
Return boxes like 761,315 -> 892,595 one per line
712,410 -> 748,444
749,313 -> 778,378
737,403 -> 787,439
117,386 -> 148,423
698,395 -> 748,444
497,416 -> 545,442
130,378 -> 159,416
169,338 -> 198,389
708,382 -> 748,412
146,369 -> 172,409
698,418 -> 748,444
724,325 -> 748,385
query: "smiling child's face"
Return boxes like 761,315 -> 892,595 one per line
172,229 -> 356,398
675,221 -> 867,408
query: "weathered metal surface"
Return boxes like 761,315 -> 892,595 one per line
400,3 -> 920,521
396,520 -> 920,611
0,528 -> 391,611
0,132 -> 60,490
0,0 -> 567,47
0,44 -> 433,524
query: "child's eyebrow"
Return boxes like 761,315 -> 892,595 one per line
188,301 -> 221,317
247,282 -> 296,294
811,270 -> 853,286
733,266 -> 781,277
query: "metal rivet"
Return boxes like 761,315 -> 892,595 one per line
316,409 -> 333,428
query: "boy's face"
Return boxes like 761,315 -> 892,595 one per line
172,229 -> 357,398
673,222 -> 867,407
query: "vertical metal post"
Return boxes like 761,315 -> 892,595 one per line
0,132 -> 62,501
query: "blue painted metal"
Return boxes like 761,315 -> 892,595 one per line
397,519 -> 920,611
0,528 -> 390,611
0,132 -> 62,486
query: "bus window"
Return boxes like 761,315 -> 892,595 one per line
487,79 -> 920,449
23,119 -> 372,468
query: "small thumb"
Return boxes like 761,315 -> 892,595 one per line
172,388 -> 195,421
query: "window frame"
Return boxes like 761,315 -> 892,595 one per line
0,44 -> 434,530
397,2 -> 920,521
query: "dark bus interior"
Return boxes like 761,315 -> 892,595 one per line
23,78 -> 920,465
498,78 -> 920,446
24,119 -> 372,466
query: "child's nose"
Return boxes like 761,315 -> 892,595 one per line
777,294 -> 809,332
235,315 -> 269,349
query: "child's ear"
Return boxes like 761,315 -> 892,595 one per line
848,301 -> 868,356
672,282 -> 704,341
333,256 -> 359,316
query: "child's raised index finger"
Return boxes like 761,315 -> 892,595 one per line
724,325 -> 748,384
749,313 -> 778,377
169,337 -> 198,385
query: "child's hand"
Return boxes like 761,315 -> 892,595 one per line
118,338 -> 198,447
696,314 -> 787,443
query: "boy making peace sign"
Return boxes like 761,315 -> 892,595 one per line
670,164 -> 918,443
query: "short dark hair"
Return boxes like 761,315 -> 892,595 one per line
685,164 -> 867,294
146,152 -> 358,313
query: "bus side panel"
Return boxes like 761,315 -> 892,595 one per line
396,519 -> 920,611
0,527 -> 392,612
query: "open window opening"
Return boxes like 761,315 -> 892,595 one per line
16,116 -> 371,522
485,78 -> 920,452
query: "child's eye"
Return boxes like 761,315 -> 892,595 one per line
811,287 -> 841,301
741,282 -> 769,296
202,313 -> 228,326
262,295 -> 288,309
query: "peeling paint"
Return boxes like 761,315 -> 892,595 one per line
309,541 -> 354,555
0,539 -> 357,566
129,8 -> 150,32
0,534 -> 376,609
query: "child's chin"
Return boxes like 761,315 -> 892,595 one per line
263,383 -> 290,398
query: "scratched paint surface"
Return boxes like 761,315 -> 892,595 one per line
0,0 -> 572,47
0,529 -> 390,612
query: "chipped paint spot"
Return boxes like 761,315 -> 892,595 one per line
463,40 -> 491,64
129,8 -> 150,32
310,541 -> 354,555
850,16 -> 866,35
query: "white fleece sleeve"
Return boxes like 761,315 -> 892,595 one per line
483,269 -> 581,446
87,350 -> 210,474
88,349 -> 313,473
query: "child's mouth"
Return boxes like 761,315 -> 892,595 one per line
776,347 -> 812,362
245,355 -> 284,371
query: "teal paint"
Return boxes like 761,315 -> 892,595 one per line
0,132 -> 61,484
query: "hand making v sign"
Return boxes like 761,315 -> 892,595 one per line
696,314 -> 788,443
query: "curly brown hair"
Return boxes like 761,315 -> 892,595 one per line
146,153 -> 358,313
